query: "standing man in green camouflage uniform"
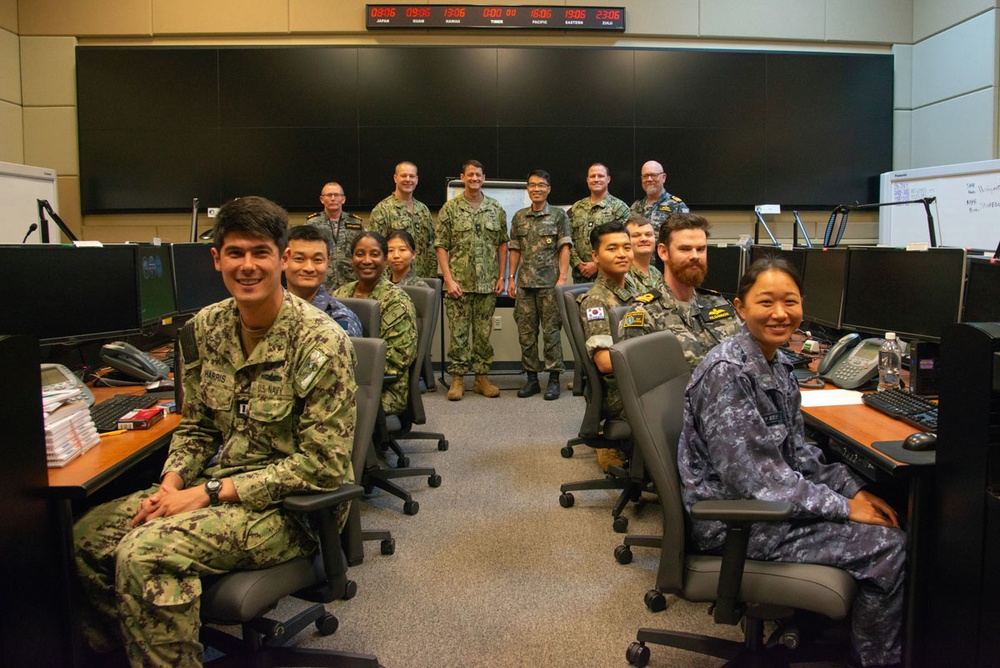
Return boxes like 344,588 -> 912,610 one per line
578,221 -> 635,472
619,212 -> 741,368
569,163 -> 631,284
435,159 -> 509,401
368,161 -> 437,278
305,181 -> 364,291
74,196 -> 357,668
625,215 -> 662,294
508,169 -> 572,401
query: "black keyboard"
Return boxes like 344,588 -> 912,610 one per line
780,348 -> 814,368
89,393 -> 159,432
862,387 -> 938,433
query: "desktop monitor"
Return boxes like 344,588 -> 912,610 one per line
137,243 -> 177,325
961,257 -> 1000,323
842,247 -> 966,342
0,244 -> 142,344
747,244 -> 807,279
171,242 -> 229,314
801,247 -> 849,329
702,245 -> 744,297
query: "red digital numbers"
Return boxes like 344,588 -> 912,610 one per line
443,7 -> 466,18
405,6 -> 430,17
369,6 -> 396,18
564,9 -> 587,20
531,8 -> 552,19
595,9 -> 621,20
482,7 -> 503,18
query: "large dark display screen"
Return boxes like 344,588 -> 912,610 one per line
77,46 -> 892,214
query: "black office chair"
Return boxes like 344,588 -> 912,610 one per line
609,331 -> 857,668
342,337 -> 395,565
417,277 -> 442,392
361,285 -> 443,516
556,283 -> 590,397
337,297 -> 380,339
556,286 -> 638,533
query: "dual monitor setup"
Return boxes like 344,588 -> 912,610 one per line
702,244 -> 1000,343
0,243 -> 226,346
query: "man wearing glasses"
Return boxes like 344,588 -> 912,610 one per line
630,160 -> 689,237
305,181 -> 365,291
507,169 -> 572,401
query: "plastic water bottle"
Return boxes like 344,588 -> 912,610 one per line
877,332 -> 902,392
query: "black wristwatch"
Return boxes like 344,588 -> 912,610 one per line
205,478 -> 222,506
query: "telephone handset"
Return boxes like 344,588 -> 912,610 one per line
816,332 -> 860,375
100,341 -> 171,383
817,333 -> 885,390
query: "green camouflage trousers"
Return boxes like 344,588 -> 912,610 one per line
513,286 -> 564,373
444,292 -> 496,375
74,485 -> 313,667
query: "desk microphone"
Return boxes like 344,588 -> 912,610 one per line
21,223 -> 38,243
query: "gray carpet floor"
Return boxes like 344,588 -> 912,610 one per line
271,373 -> 747,667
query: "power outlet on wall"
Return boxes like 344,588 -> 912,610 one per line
493,316 -> 503,330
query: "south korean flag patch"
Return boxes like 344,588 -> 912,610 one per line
585,306 -> 606,322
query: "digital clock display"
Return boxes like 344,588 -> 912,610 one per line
365,5 -> 626,30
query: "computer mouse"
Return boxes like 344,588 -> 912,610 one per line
902,431 -> 937,452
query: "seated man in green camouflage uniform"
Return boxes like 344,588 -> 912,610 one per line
577,220 -> 635,472
619,212 -> 741,368
74,196 -> 357,668
508,169 -> 572,401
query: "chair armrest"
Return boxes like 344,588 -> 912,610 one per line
381,374 -> 398,389
690,500 -> 793,525
282,483 -> 364,513
690,499 -> 794,626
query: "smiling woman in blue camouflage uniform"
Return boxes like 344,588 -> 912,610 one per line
679,257 -> 906,668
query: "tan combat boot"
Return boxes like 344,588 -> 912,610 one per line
447,374 -> 465,401
595,448 -> 624,473
473,374 -> 500,398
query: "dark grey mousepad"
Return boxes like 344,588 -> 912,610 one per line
872,440 -> 936,466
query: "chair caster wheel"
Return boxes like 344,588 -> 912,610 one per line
614,544 -> 633,565
362,484 -> 374,495
438,439 -> 449,451
428,474 -> 442,487
403,500 -> 419,515
644,589 -> 667,612
315,613 -> 339,636
380,538 -> 396,556
612,515 -> 629,533
396,456 -> 410,468
559,492 -> 574,508
342,579 -> 357,600
626,641 -> 650,667
560,445 -> 574,458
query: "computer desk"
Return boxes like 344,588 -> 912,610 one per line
799,374 -> 936,668
46,385 -> 181,667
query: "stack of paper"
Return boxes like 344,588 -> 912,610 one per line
44,401 -> 100,467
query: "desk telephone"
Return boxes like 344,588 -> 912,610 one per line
100,341 -> 171,383
817,333 -> 885,390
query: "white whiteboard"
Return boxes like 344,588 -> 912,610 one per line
0,161 -> 60,244
879,159 -> 1000,251
445,178 -> 531,234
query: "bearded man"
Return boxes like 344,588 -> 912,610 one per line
618,212 -> 741,368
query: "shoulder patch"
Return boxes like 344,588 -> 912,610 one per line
622,311 -> 645,328
634,292 -> 656,304
585,306 -> 606,322
671,195 -> 683,203
179,321 -> 200,365
295,347 -> 330,394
